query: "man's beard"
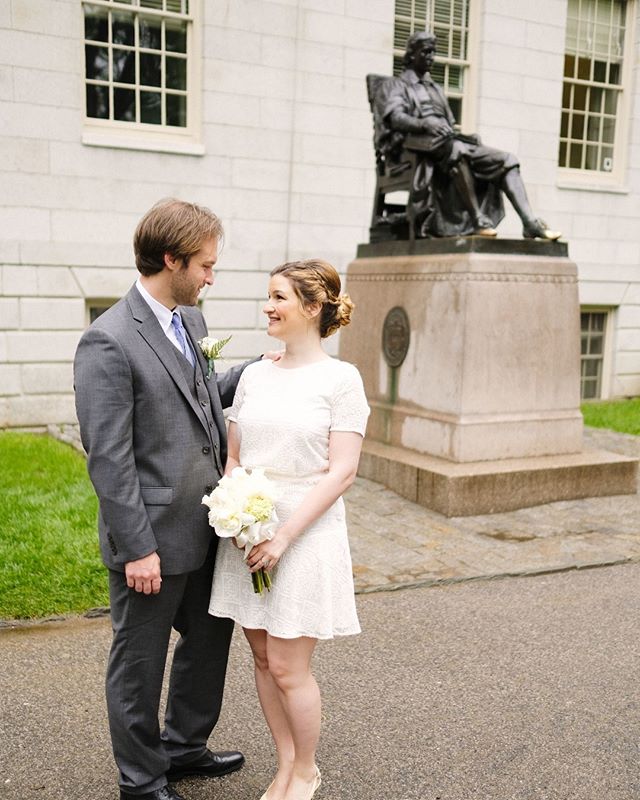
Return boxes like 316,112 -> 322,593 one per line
171,271 -> 199,306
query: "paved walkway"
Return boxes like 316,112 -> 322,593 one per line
347,427 -> 640,594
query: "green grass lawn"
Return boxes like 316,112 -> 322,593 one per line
581,398 -> 640,436
0,432 -> 107,619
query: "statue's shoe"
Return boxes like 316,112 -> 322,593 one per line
473,214 -> 498,237
523,218 -> 562,240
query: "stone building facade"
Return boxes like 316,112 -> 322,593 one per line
1,0 -> 639,428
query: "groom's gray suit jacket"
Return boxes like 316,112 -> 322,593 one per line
74,284 -> 247,575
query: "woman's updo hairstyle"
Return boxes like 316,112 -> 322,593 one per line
270,259 -> 354,339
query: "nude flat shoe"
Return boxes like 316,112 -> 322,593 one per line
259,781 -> 275,800
305,767 -> 321,800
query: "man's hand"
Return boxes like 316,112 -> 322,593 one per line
125,552 -> 162,594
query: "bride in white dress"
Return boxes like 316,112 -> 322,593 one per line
208,259 -> 369,800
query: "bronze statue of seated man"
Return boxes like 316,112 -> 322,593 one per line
374,31 -> 560,240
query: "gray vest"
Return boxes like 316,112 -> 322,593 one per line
175,352 -> 224,474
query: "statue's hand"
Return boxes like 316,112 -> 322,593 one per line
422,118 -> 452,136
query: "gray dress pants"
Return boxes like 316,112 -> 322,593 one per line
106,541 -> 234,794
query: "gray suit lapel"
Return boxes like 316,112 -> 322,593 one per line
126,287 -> 209,433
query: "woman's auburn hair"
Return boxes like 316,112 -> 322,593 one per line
270,259 -> 354,339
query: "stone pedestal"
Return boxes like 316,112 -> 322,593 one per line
339,239 -> 637,516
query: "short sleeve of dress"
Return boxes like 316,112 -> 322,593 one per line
330,364 -> 370,436
227,369 -> 247,423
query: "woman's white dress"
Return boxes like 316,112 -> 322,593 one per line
208,357 -> 370,640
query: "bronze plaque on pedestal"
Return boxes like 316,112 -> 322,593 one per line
382,306 -> 410,368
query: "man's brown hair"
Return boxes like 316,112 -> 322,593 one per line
134,198 -> 224,276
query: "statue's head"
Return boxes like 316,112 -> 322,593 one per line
403,31 -> 437,69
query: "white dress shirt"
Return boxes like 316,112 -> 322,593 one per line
136,277 -> 186,356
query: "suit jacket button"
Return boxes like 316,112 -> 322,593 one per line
205,484 -> 213,493
202,446 -> 210,454
200,399 -> 207,407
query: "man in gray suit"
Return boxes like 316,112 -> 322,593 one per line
74,199 -> 252,800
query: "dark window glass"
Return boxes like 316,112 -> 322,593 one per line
112,13 -> 134,46
140,52 -> 161,86
85,7 -> 108,41
86,84 -> 110,119
140,90 -> 162,123
114,87 -> 136,121
166,21 -> 187,53
166,56 -> 186,90
166,93 -> 187,127
140,17 -> 162,50
112,49 -> 136,83
86,45 -> 109,81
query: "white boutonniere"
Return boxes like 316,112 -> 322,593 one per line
198,335 -> 231,379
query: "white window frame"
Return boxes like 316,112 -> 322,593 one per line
558,0 -> 635,191
81,0 -> 203,155
392,0 -> 480,131
580,306 -> 616,400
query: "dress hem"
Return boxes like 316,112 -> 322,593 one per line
208,609 -> 361,641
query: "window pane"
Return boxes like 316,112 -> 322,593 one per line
114,87 -> 136,121
589,335 -> 604,355
140,17 -> 162,50
569,142 -> 583,169
84,6 -> 108,41
86,45 -> 109,81
141,0 -> 163,9
593,60 -> 607,82
604,89 -> 617,115
582,380 -> 598,400
589,87 -> 603,112
166,20 -> 187,53
602,117 -> 616,144
140,90 -> 162,123
571,113 -> 585,138
140,52 -> 161,86
86,83 -> 110,119
166,56 -> 187,90
431,63 -> 445,84
112,12 -> 135,46
558,140 -> 567,166
166,93 -> 186,126
584,359 -> 600,377
585,144 -> 598,170
112,49 -> 135,83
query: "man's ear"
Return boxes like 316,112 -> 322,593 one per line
164,252 -> 181,272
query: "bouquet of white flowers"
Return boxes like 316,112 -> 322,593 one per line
202,466 -> 280,594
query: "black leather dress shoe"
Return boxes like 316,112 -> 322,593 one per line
120,786 -> 185,800
166,749 -> 245,781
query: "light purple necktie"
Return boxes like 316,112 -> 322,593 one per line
171,311 -> 195,367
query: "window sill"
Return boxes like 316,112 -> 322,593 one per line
82,130 -> 205,156
556,171 -> 628,194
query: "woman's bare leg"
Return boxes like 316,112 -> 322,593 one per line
266,635 -> 321,800
244,627 -> 295,799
